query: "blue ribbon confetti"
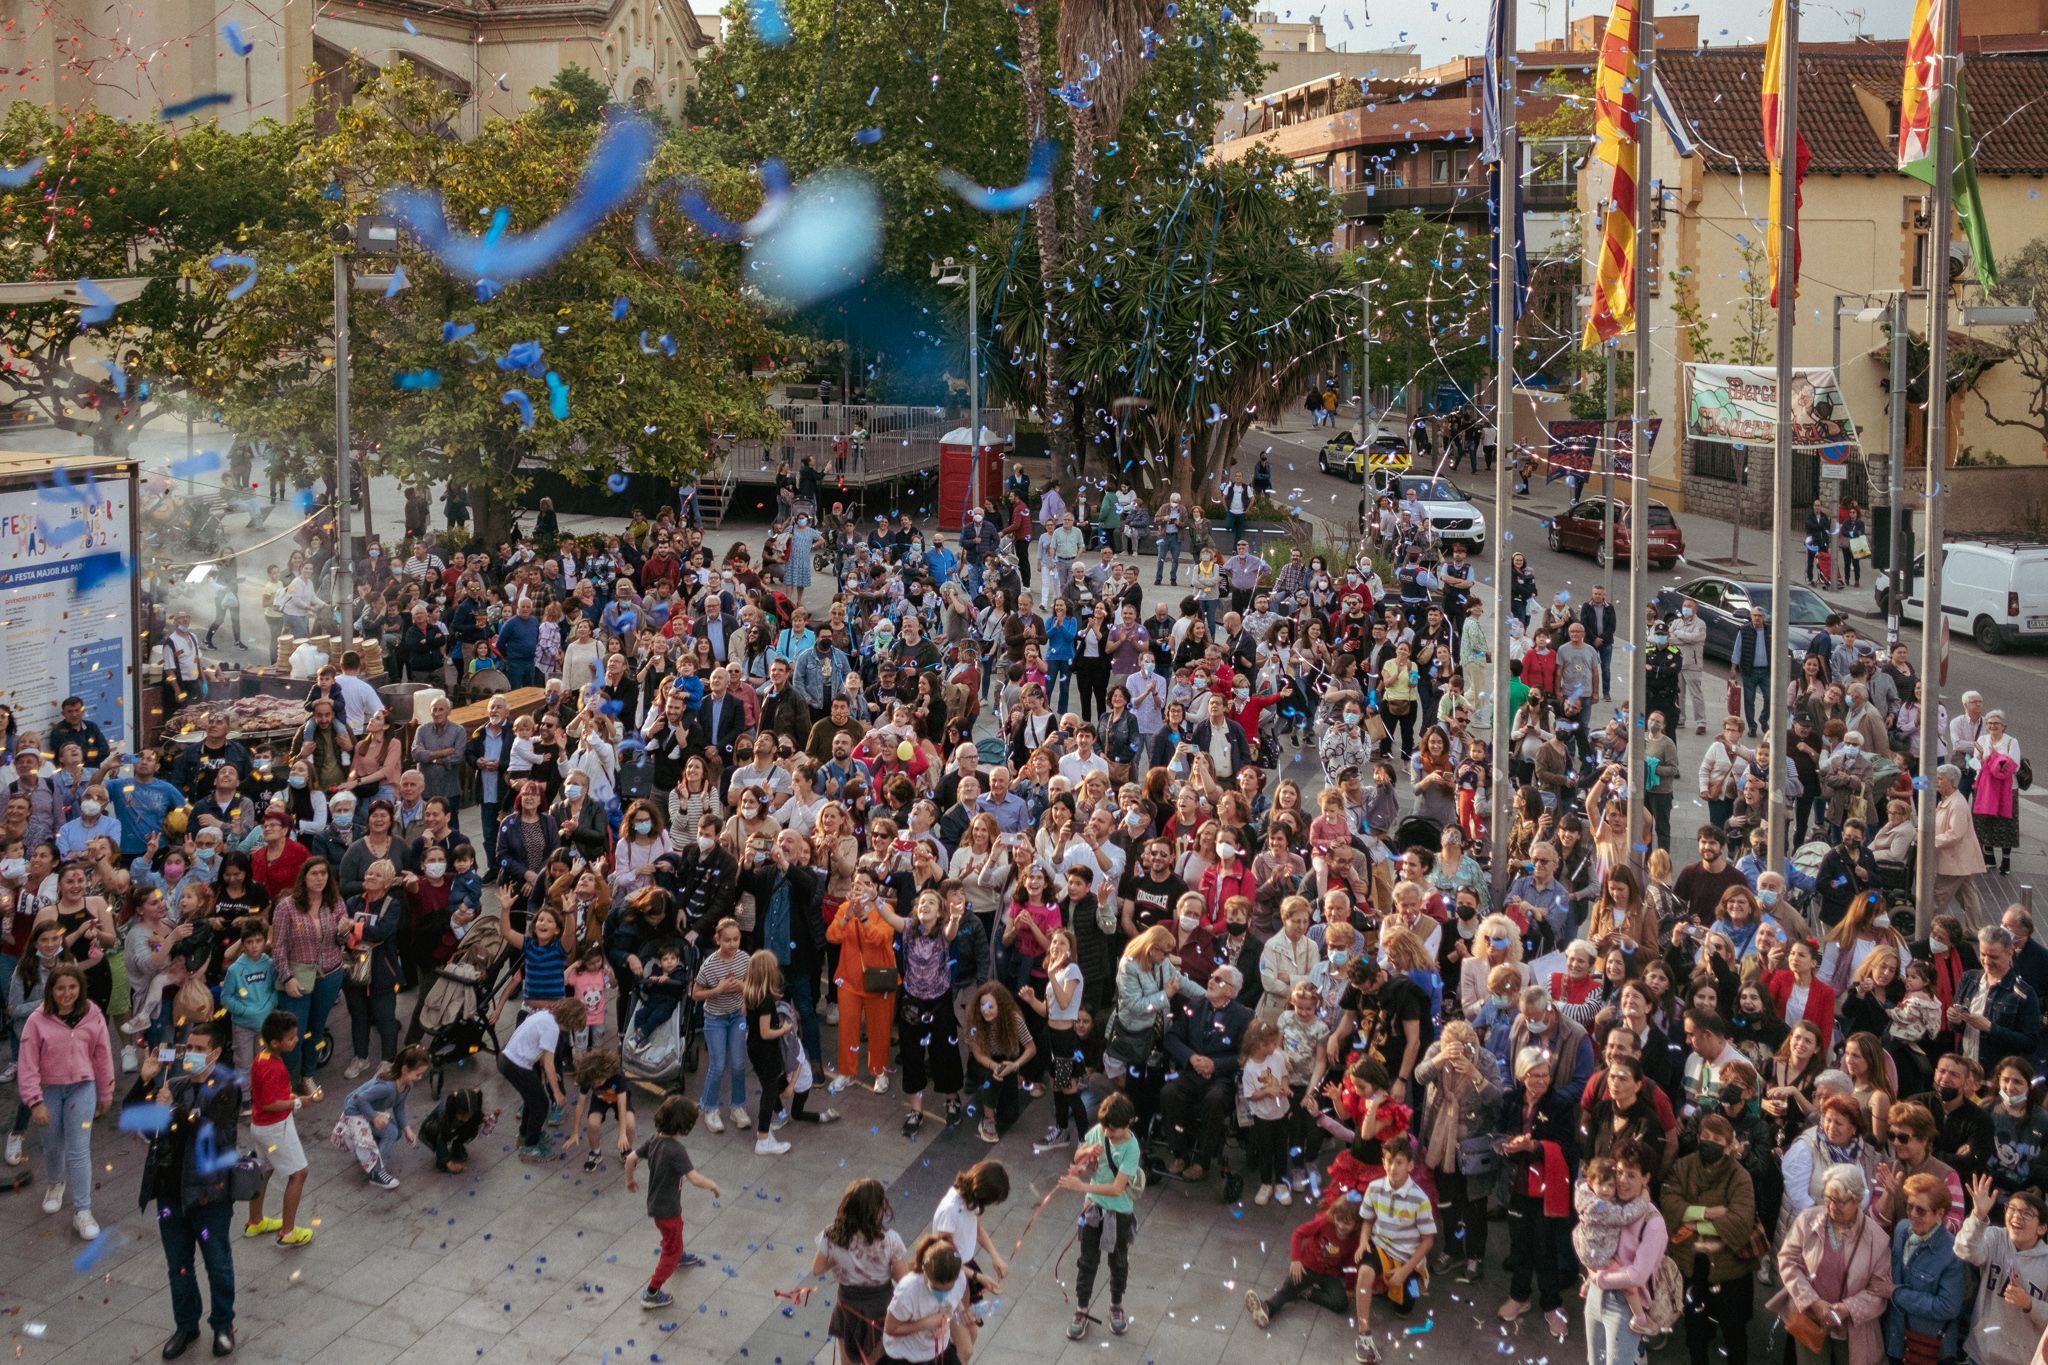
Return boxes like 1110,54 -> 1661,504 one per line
161,92 -> 235,120
0,157 -> 45,187
496,341 -> 543,371
612,297 -> 630,320
442,320 -> 477,343
169,451 -> 225,480
384,115 -> 656,281
938,138 -> 1055,212
747,0 -> 791,44
502,389 -> 535,428
221,22 -> 252,55
393,370 -> 441,389
383,264 -> 409,297
209,252 -> 258,301
75,277 -> 115,326
545,371 -> 569,420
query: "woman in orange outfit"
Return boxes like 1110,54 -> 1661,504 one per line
825,861 -> 906,1094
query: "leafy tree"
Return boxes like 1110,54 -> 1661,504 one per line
988,149 -> 1348,501
536,67 -> 615,131
1973,235 -> 2048,444
0,105 -> 314,453
1349,209 -> 1491,413
166,64 -> 786,545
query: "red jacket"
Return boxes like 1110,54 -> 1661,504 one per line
1290,1211 -> 1363,1278
1765,969 -> 1838,1052
253,838 -> 310,904
1200,860 -> 1258,929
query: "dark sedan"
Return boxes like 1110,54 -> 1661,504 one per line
1650,576 -> 1833,664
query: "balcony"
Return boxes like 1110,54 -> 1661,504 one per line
1334,178 -> 1576,219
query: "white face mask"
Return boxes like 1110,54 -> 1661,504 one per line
80,799 -> 102,817
697,835 -> 716,855
1931,938 -> 1950,955
1178,914 -> 1200,933
2004,1088 -> 2030,1108
1217,843 -> 1239,861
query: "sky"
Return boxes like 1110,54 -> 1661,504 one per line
1266,0 -> 1916,65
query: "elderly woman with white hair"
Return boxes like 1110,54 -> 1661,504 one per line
1495,1044 -> 1581,1335
1457,913 -> 1529,1014
1970,709 -> 2023,874
1769,1161 -> 1894,1365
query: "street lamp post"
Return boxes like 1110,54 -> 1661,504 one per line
331,216 -> 402,652
933,257 -> 981,530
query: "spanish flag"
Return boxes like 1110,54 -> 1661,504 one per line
1580,0 -> 1640,349
1763,0 -> 1811,307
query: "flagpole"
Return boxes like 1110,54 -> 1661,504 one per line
1912,0 -> 1958,931
1766,0 -> 1799,878
1625,0 -> 1654,876
1488,0 -> 1518,908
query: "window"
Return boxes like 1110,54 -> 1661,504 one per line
1432,151 -> 1451,184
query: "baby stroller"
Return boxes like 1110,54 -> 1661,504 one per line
412,914 -> 518,1097
622,938 -> 702,1094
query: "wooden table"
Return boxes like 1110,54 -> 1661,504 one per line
447,687 -> 549,731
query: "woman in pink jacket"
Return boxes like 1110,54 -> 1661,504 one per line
1769,1161 -> 1895,1365
1582,1141 -> 1669,1365
18,962 -> 114,1240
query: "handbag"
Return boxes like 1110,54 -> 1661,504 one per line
345,947 -> 374,986
861,966 -> 901,995
1455,1133 -> 1500,1177
1783,1308 -> 1830,1355
229,1148 -> 267,1202
1849,534 -> 1873,560
2019,756 -> 2034,791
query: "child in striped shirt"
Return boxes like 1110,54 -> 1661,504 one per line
1353,1134 -> 1436,1363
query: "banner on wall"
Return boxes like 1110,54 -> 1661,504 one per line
1684,364 -> 1862,450
0,475 -> 134,746
1544,418 -> 1663,482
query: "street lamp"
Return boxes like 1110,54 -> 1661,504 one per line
931,256 -> 980,531
331,214 -> 401,650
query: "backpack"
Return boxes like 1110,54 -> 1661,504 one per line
1642,1255 -> 1686,1335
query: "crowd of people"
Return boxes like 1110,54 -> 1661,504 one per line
0,456 -> 2043,1365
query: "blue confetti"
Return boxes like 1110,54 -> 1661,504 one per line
384,115 -> 656,281
612,297 -> 630,320
402,17 -> 419,33
474,278 -> 502,302
748,0 -> 790,43
744,169 -> 881,308
545,371 -> 569,420
100,361 -> 126,399
161,92 -> 234,120
867,86 -> 880,105
393,369 -> 441,389
496,341 -> 543,371
221,21 -> 252,54
852,128 -> 883,145
169,451 -> 224,480
607,473 -> 630,493
939,139 -> 1055,212
383,264 -> 409,297
73,1232 -> 121,1273
502,390 -> 535,428
442,321 -> 477,343
75,277 -> 115,327
0,156 -> 43,187
117,1103 -> 173,1134
209,252 -> 258,301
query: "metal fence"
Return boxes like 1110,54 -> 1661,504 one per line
716,402 -> 1016,487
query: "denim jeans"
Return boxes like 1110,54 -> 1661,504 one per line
38,1079 -> 94,1208
160,1197 -> 236,1334
1155,534 -> 1180,584
1046,660 -> 1074,714
280,969 -> 343,1086
698,1011 -> 747,1108
1586,1284 -> 1644,1365
788,971 -> 823,1072
1740,667 -> 1771,731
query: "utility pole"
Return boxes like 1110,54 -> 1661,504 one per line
1764,0 -> 1799,876
1886,290 -> 1909,650
1487,0 -> 1519,906
967,262 -> 981,530
331,246 -> 355,652
1913,0 -> 1959,933
1602,343 -> 1616,595
1624,0 -> 1653,876
1356,275 -> 1373,443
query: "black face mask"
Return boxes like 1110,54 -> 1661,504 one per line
1697,1140 -> 1726,1164
1938,1084 -> 1962,1103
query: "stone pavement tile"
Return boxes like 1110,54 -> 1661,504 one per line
319,1246 -> 453,1308
348,1284 -> 472,1349
392,1319 -> 511,1365
303,1335 -> 405,1365
46,1312 -> 165,1364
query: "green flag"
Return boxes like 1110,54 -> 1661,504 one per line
1903,66 -> 1998,290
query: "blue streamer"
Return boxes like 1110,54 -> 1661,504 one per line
161,92 -> 234,120
442,321 -> 477,343
169,451 -> 224,480
37,519 -> 85,547
221,22 -> 252,54
75,277 -> 115,326
383,264 -> 408,297
393,370 -> 441,389
545,372 -> 569,420
100,361 -> 126,398
938,139 -> 1055,212
0,157 -> 45,187
852,128 -> 883,145
748,0 -> 791,44
117,1103 -> 173,1134
502,389 -> 534,428
496,341 -> 542,371
612,297 -> 630,320
209,252 -> 257,300
383,115 -> 656,281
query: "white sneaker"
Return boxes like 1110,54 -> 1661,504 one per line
702,1109 -> 725,1134
1273,1184 -> 1293,1206
871,1072 -> 890,1095
73,1209 -> 99,1241
823,1002 -> 840,1025
729,1108 -> 752,1130
771,1109 -> 790,1131
121,1044 -> 138,1074
4,1133 -> 22,1166
119,1014 -> 150,1038
344,1058 -> 369,1080
1253,1184 -> 1272,1206
827,1074 -> 852,1096
41,1183 -> 64,1214
754,1135 -> 791,1156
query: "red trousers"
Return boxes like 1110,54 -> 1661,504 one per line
650,1216 -> 685,1290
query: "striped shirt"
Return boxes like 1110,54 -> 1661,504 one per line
695,948 -> 749,1017
521,938 -> 568,1002
1359,1176 -> 1437,1262
401,553 -> 445,583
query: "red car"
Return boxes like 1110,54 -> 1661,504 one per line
1546,495 -> 1686,568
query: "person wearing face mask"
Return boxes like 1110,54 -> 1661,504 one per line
549,771 -> 610,866
1317,691 -> 1374,790
1661,1111 -> 1760,1365
1984,1058 -> 2048,1197
1198,835 -> 1257,934
53,784 -> 120,863
1907,1054 -> 1998,1182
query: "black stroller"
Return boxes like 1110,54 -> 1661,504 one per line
411,915 -> 521,1097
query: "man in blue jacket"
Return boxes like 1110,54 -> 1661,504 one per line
1158,966 -> 1254,1184
495,597 -> 541,689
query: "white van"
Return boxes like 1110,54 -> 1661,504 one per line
1876,538 -> 2048,652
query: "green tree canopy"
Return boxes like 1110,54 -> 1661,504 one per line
1350,209 -> 1491,413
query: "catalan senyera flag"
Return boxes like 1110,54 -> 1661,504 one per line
1898,0 -> 1942,168
1580,0 -> 1641,350
1762,0 -> 1812,307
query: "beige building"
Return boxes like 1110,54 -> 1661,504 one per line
1594,43 -> 2048,529
1231,13 -> 1418,106
2,0 -> 710,133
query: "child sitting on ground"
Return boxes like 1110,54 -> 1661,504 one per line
1572,1154 -> 1659,1333
1244,1197 -> 1364,1330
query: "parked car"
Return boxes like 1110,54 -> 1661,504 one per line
1319,432 -> 1410,481
1368,472 -> 1485,549
1650,576 -> 1833,664
1874,538 -> 2048,652
1546,496 -> 1686,568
